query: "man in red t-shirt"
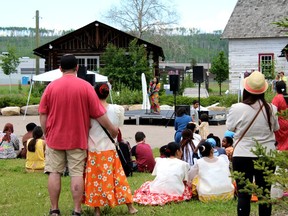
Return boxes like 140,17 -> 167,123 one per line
131,131 -> 155,173
39,54 -> 118,216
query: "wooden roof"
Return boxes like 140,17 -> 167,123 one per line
33,20 -> 165,60
222,0 -> 288,39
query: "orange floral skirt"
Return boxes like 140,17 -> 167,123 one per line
83,150 -> 133,207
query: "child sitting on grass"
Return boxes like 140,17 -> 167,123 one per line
25,126 -> 46,172
133,142 -> 192,205
191,141 -> 234,202
131,131 -> 155,173
222,136 -> 234,161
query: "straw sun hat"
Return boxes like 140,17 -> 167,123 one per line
243,71 -> 268,94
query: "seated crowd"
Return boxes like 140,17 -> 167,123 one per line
0,122 -> 46,173
131,123 -> 236,205
2,119 -> 238,212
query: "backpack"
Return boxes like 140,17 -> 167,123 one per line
116,130 -> 133,177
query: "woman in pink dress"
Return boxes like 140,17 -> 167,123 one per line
272,81 -> 288,150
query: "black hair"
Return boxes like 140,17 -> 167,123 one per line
276,81 -> 288,105
95,82 -> 109,100
200,113 -> 209,122
180,129 -> 196,161
242,89 -> 272,131
159,145 -> 168,157
26,122 -> 37,132
207,133 -> 221,147
27,126 -> 43,152
154,77 -> 159,84
224,136 -> 233,147
164,142 -> 180,157
135,131 -> 146,142
186,122 -> 196,132
192,100 -> 199,105
176,107 -> 187,117
60,54 -> 77,71
198,141 -> 212,157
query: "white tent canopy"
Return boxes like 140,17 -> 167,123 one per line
24,69 -> 108,119
32,68 -> 108,82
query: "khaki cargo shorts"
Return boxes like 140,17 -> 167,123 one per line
44,146 -> 87,176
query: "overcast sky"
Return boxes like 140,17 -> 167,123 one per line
0,0 -> 238,33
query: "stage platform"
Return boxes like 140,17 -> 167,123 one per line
124,109 -> 227,126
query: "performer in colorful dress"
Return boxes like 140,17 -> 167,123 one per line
272,80 -> 288,150
148,77 -> 161,114
83,83 -> 137,216
133,142 -> 192,206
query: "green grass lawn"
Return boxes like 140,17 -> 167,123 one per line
0,156 -> 262,216
1,148 -> 285,215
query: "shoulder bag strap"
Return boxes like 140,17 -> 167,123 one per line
100,125 -> 115,144
100,125 -> 128,164
233,103 -> 264,151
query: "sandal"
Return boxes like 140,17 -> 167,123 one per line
72,210 -> 81,216
49,209 -> 61,216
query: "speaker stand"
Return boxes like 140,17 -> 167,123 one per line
165,91 -> 177,128
198,80 -> 201,113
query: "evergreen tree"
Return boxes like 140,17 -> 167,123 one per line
210,51 -> 229,95
101,39 -> 151,90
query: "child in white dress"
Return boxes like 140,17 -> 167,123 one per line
191,141 -> 234,202
133,142 -> 192,205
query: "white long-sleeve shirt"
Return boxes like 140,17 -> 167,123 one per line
226,101 -> 279,157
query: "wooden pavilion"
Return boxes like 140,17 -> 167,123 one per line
33,20 -> 165,76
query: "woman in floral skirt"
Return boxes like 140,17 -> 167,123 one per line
83,83 -> 137,216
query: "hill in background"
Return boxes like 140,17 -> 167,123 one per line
0,27 -> 227,63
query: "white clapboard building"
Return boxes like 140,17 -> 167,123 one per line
222,0 -> 288,93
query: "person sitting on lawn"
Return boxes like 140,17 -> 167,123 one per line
0,123 -> 19,159
25,126 -> 46,172
174,107 -> 192,144
207,133 -> 226,156
19,122 -> 37,159
159,144 -> 168,158
133,142 -> 192,206
191,141 -> 234,202
222,136 -> 234,161
186,122 -> 202,146
180,129 -> 199,166
131,131 -> 155,173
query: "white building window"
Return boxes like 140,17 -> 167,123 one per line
75,56 -> 99,71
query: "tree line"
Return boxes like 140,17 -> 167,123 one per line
0,27 -> 228,62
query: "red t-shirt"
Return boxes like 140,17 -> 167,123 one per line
39,75 -> 105,150
132,142 -> 155,173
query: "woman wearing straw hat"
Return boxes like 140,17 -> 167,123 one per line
226,71 -> 279,216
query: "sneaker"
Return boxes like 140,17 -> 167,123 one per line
49,209 -> 61,216
72,210 -> 81,216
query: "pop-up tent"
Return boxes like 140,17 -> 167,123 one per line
32,68 -> 108,82
24,69 -> 108,118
